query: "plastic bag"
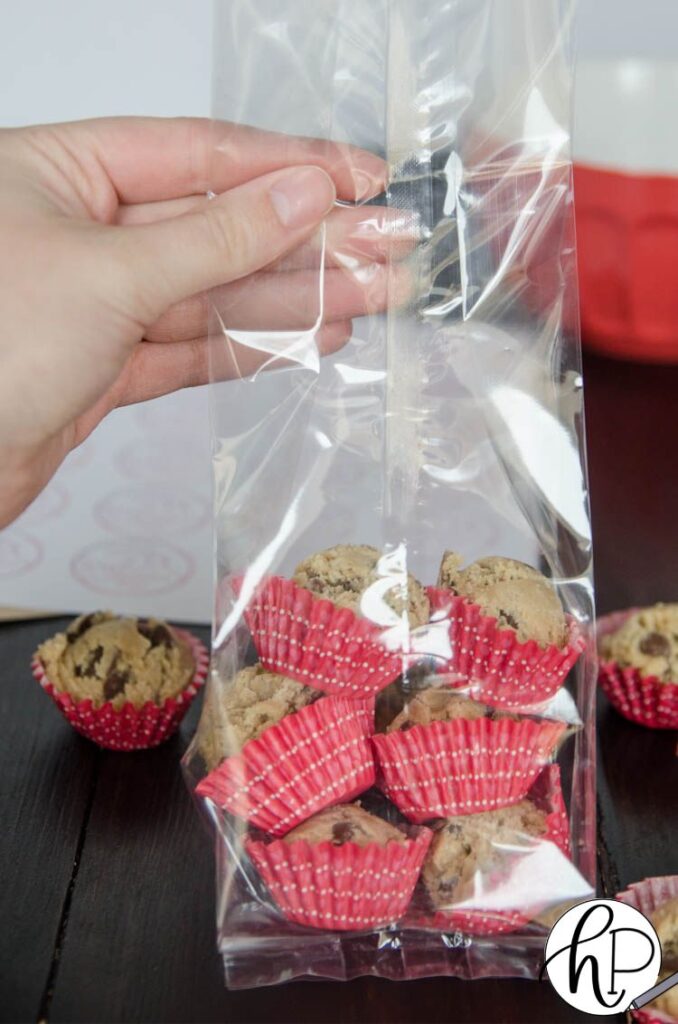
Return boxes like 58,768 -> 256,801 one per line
183,0 -> 597,989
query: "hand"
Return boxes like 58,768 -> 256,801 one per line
0,117 -> 414,528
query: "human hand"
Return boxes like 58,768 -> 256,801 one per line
0,117 -> 414,527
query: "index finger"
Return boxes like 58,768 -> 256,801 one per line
77,116 -> 386,205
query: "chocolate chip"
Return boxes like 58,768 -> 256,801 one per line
399,721 -> 414,732
66,613 -> 97,643
439,876 -> 459,895
499,610 -> 520,631
462,842 -> 472,856
639,632 -> 671,658
104,669 -> 129,701
137,620 -> 174,649
81,645 -> 104,679
331,822 -> 355,845
446,823 -> 463,836
484,707 -> 497,719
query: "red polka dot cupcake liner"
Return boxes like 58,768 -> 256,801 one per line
415,765 -> 571,937
630,1006 -> 676,1024
371,712 -> 567,822
235,574 -> 407,698
426,588 -> 586,709
246,824 -> 433,931
598,610 -> 678,730
31,628 -> 209,752
196,696 -> 375,837
616,876 -> 678,1024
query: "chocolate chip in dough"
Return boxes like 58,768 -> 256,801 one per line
639,632 -> 671,657
66,613 -> 97,643
137,620 -> 174,649
499,610 -> 521,632
104,668 -> 129,701
331,822 -> 355,845
81,645 -> 104,678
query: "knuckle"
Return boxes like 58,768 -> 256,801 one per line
185,338 -> 209,386
199,203 -> 253,265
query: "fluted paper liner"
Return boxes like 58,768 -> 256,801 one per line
598,610 -> 678,730
414,765 -> 572,936
617,875 -> 678,1024
247,826 -> 433,931
32,628 -> 208,751
427,588 -> 585,709
196,696 -> 375,837
372,714 -> 567,822
236,574 -> 406,698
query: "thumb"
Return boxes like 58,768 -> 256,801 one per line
116,165 -> 336,319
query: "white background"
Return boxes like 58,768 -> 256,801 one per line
1,0 -> 676,134
0,0 -> 675,622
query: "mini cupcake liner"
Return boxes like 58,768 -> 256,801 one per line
246,825 -> 433,931
630,1008 -> 676,1024
617,876 -> 678,1024
415,765 -> 572,937
236,574 -> 407,698
426,588 -> 585,710
598,610 -> 678,730
372,714 -> 567,822
196,696 -> 375,837
32,628 -> 209,751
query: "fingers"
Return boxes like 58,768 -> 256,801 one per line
81,117 -> 386,204
212,262 -> 413,331
116,321 -> 353,406
275,206 -> 420,271
113,165 -> 337,319
145,262 -> 412,342
117,200 -> 419,270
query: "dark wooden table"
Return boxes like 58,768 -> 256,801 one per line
1,351 -> 677,1024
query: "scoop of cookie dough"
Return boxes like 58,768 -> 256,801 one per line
386,687 -> 508,732
437,552 -> 567,648
37,611 -> 195,710
600,605 -> 678,683
283,802 -> 407,847
422,799 -> 548,908
294,544 -> 430,628
651,896 -> 678,971
199,663 -> 321,768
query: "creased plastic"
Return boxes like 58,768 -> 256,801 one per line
183,0 -> 596,989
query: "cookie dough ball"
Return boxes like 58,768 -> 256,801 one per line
600,605 -> 678,683
199,663 -> 320,769
294,544 -> 430,628
386,687 -> 507,733
651,896 -> 678,970
422,800 -> 548,908
37,611 -> 195,710
437,552 -> 567,648
283,803 -> 407,848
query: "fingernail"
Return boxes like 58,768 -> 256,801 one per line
270,167 -> 336,229
351,168 -> 383,201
